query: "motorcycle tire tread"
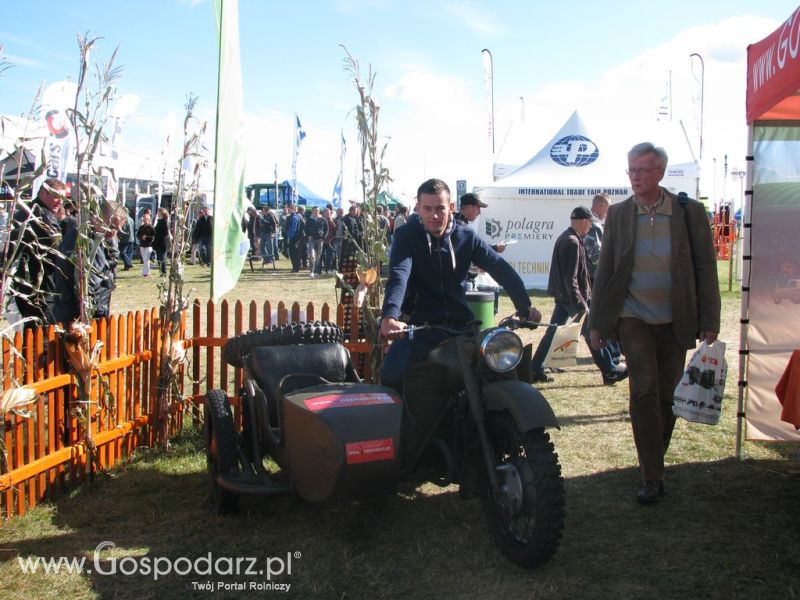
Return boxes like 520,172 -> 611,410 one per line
487,414 -> 565,569
204,389 -> 240,514
222,321 -> 344,368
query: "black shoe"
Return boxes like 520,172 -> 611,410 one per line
603,366 -> 629,386
530,372 -> 554,384
637,480 -> 665,504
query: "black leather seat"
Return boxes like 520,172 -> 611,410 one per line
245,343 -> 358,403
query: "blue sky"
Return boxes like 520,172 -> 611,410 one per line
1,0 -> 797,202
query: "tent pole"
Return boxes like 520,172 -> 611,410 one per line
735,124 -> 755,460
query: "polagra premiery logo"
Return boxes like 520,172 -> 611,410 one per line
549,135 -> 599,167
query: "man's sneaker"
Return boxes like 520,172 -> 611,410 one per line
603,366 -> 629,386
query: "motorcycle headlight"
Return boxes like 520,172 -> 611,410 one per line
479,329 -> 523,373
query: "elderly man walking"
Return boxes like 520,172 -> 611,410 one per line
589,142 -> 720,505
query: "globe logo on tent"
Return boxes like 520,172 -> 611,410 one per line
549,135 -> 599,167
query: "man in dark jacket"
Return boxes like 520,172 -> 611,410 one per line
339,204 -> 363,269
304,206 -> 327,277
285,203 -> 305,272
528,206 -> 626,385
8,178 -> 75,328
8,179 -> 117,329
454,192 -> 506,253
379,178 -> 541,393
118,210 -> 135,271
194,207 -> 213,267
258,206 -> 278,262
245,207 -> 262,257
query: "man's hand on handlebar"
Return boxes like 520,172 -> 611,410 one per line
380,316 -> 408,340
525,306 -> 542,324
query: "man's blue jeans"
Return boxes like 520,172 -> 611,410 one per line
259,234 -> 274,260
198,236 -> 211,266
380,328 -> 455,395
530,299 -> 616,378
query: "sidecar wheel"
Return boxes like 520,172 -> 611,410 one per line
204,389 -> 240,515
222,321 -> 344,368
485,413 -> 565,568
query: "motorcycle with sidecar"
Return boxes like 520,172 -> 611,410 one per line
205,317 -> 565,568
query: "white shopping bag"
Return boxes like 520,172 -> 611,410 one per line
672,340 -> 728,425
542,313 -> 585,369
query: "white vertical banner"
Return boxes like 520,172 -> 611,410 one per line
332,129 -> 345,209
35,80 -> 78,196
656,71 -> 672,121
105,94 -> 140,202
481,49 -> 494,157
292,113 -> 306,204
211,0 -> 248,300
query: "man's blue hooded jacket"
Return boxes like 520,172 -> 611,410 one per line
382,214 -> 531,325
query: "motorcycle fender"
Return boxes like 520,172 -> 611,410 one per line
482,380 -> 560,431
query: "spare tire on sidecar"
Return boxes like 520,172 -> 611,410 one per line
205,321 -> 403,515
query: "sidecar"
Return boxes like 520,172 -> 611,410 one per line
204,325 -> 403,514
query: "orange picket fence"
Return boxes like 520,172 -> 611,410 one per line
0,300 -> 370,522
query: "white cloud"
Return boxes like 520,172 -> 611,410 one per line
4,53 -> 45,69
0,33 -> 39,49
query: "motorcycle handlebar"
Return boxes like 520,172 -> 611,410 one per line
403,315 -> 543,338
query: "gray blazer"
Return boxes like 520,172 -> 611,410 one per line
588,188 -> 721,349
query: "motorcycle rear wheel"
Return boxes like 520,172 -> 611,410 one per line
222,321 -> 343,368
485,412 -> 565,568
204,389 -> 240,515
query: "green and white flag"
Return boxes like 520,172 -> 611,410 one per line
211,0 -> 247,300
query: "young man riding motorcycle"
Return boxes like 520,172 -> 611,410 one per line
379,178 -> 541,392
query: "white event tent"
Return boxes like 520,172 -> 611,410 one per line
476,111 -> 698,289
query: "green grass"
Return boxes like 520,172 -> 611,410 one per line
0,258 -> 798,600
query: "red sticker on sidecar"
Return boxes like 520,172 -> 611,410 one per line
345,438 -> 396,464
304,392 -> 400,411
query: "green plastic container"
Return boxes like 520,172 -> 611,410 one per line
466,290 -> 495,327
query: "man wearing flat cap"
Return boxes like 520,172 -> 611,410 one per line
529,205 -> 628,385
455,193 -> 506,253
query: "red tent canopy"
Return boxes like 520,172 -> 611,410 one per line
746,6 -> 800,122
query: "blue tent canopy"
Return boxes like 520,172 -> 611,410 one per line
284,180 -> 329,208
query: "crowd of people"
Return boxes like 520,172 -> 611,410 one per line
240,200 -> 398,277
2,142 -> 721,506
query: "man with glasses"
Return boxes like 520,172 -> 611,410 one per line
589,143 -> 720,505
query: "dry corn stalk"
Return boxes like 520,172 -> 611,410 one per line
0,387 -> 37,416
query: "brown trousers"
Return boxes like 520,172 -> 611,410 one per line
618,318 -> 687,482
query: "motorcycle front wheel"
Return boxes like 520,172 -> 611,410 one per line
485,412 -> 565,568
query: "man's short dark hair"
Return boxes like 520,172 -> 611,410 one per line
417,178 -> 450,201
